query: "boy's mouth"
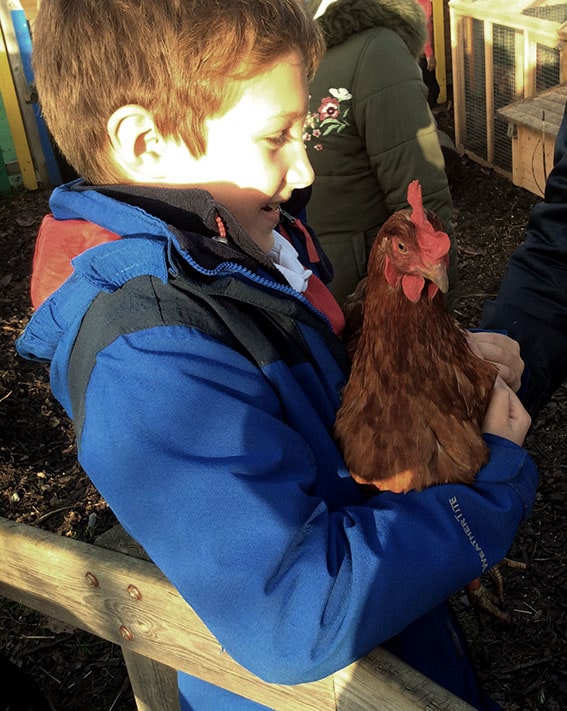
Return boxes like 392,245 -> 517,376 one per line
261,203 -> 280,213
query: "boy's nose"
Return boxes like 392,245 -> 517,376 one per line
287,146 -> 314,190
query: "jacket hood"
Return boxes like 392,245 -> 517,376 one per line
315,0 -> 426,58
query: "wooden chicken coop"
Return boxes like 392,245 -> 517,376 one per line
449,0 -> 567,177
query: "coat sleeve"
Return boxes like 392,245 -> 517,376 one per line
481,104 -> 567,416
354,29 -> 458,293
416,0 -> 434,58
77,326 -> 537,685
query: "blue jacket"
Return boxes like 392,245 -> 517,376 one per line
481,104 -> 567,417
17,180 -> 537,710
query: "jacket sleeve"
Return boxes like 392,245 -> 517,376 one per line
354,29 -> 458,293
77,326 -> 537,685
416,0 -> 433,58
481,104 -> 567,416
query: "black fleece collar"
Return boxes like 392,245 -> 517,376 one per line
95,184 -> 274,264
69,183 -> 289,283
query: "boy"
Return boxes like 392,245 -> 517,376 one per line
17,1 -> 536,709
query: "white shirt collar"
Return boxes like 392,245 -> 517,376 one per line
267,230 -> 312,293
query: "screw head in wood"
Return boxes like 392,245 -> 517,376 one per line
85,572 -> 99,587
127,584 -> 142,600
119,625 -> 134,641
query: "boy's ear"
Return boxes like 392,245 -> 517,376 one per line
107,105 -> 170,180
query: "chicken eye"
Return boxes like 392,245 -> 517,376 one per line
396,241 -> 408,254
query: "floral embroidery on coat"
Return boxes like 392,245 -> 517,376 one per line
304,87 -> 352,151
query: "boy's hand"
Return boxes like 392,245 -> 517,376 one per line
467,331 -> 524,392
482,377 -> 531,446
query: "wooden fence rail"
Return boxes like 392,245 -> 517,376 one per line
0,516 -> 473,711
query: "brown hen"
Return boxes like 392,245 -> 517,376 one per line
335,180 -> 497,493
334,180 -> 519,621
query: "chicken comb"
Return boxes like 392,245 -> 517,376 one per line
407,180 -> 450,261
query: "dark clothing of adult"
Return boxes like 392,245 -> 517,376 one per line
481,104 -> 567,417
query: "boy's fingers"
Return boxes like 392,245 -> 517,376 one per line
483,377 -> 531,446
467,332 -> 524,391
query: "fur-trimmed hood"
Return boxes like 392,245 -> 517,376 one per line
314,0 -> 426,58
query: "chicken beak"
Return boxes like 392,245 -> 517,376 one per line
418,261 -> 449,294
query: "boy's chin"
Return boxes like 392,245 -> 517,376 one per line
247,222 -> 277,253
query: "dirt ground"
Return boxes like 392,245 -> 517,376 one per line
0,128 -> 566,710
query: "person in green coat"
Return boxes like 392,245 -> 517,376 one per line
305,0 -> 457,306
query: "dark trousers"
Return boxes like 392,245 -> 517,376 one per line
419,55 -> 441,108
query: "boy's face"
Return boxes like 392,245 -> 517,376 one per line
161,52 -> 314,252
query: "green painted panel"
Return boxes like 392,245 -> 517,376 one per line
0,92 -> 12,193
0,149 -> 9,193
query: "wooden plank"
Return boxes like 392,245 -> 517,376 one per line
484,20 -> 494,165
9,0 -> 62,186
510,125 -> 555,197
448,1 -> 561,48
515,27 -> 525,100
462,147 -> 512,179
523,24 -> 536,98
0,0 -> 50,186
559,21 -> 567,81
511,115 -> 522,189
19,0 -> 37,23
0,517 -> 474,710
0,6 -> 36,188
450,9 -> 466,153
0,517 -> 336,711
121,649 -> 180,711
334,649 -> 474,711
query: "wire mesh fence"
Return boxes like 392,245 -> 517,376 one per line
450,0 -> 564,174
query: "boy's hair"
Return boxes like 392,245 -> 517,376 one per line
33,0 -> 324,184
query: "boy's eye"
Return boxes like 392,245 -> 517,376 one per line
266,132 -> 289,148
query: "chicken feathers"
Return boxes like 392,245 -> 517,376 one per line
335,180 -> 497,493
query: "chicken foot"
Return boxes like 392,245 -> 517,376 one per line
465,557 -> 528,623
